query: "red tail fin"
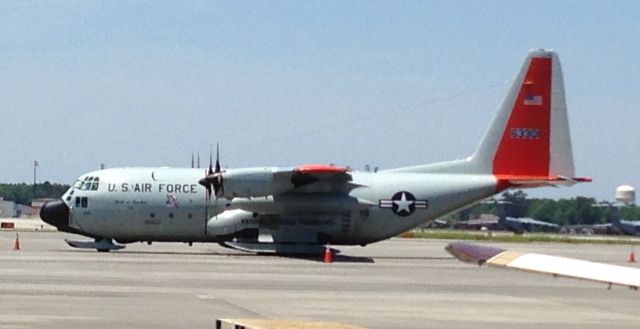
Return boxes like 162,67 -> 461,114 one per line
385,49 -> 590,188
492,56 -> 552,177
469,49 -> 589,189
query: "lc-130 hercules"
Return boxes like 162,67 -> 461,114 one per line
41,49 -> 589,255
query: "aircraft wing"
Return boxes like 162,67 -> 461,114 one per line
202,164 -> 359,199
274,164 -> 356,193
446,242 -> 640,290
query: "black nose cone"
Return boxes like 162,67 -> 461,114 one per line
40,199 -> 69,228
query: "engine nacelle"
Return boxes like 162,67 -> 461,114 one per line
207,209 -> 259,238
220,167 -> 292,198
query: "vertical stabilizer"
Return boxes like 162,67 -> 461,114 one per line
469,49 -> 577,180
386,49 -> 589,186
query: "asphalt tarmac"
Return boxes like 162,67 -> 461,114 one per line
1,231 -> 639,329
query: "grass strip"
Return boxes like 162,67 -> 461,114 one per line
400,230 -> 640,245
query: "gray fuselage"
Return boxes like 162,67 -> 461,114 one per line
60,167 -> 498,246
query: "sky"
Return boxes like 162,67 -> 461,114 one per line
1,1 -> 639,202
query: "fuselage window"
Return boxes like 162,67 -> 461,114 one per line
75,196 -> 88,208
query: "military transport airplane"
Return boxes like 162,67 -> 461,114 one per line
41,49 -> 640,289
41,49 -> 588,254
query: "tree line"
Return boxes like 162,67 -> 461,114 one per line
461,190 -> 640,225
0,182 -> 70,205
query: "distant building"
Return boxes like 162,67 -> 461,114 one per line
0,198 -> 36,218
0,199 -> 20,217
0,199 -> 16,217
16,204 -> 33,218
454,214 -> 559,233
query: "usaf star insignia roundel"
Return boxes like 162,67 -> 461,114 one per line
379,191 -> 428,217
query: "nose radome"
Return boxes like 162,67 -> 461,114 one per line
40,199 -> 69,228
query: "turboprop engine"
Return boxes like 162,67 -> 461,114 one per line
199,167 -> 295,199
207,209 -> 259,239
198,146 -> 351,200
216,168 -> 292,199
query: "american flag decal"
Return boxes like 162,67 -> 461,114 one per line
524,94 -> 543,105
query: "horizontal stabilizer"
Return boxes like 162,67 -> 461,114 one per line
497,175 -> 592,189
446,242 -> 640,290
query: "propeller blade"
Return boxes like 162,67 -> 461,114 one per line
213,175 -> 223,197
205,184 -> 212,202
208,146 -> 213,176
215,143 -> 221,173
212,143 -> 224,197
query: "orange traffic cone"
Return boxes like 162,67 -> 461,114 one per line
13,233 -> 20,251
323,245 -> 333,263
628,249 -> 636,263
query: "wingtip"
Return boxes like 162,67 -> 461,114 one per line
445,242 -> 506,265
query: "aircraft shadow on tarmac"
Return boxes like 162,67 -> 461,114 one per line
56,248 -> 376,262
281,254 -> 375,263
57,248 -> 452,264
58,248 -> 263,258
301,255 -> 455,263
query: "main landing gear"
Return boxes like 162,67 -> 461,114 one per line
65,238 -> 126,252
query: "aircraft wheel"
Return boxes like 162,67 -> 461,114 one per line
97,249 -> 110,253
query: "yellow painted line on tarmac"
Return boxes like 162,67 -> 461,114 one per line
216,318 -> 369,329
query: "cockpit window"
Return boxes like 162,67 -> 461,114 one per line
81,177 -> 92,190
77,176 -> 100,191
90,177 -> 99,191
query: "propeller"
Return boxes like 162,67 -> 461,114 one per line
199,144 -> 224,235
198,143 -> 224,234
212,144 -> 224,197
198,143 -> 224,202
199,148 -> 213,202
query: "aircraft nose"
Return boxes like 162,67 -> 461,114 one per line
40,199 -> 70,228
